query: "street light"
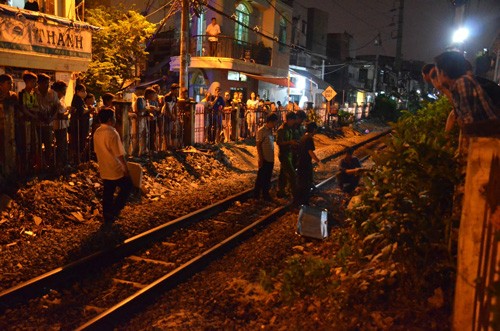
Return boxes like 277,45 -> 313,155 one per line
452,27 -> 469,44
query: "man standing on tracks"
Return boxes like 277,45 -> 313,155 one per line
94,108 -> 132,225
276,111 -> 298,198
254,113 -> 278,201
294,122 -> 321,206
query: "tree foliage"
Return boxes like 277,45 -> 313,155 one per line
83,6 -> 156,98
370,94 -> 399,122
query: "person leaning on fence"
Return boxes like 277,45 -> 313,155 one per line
94,108 -> 132,225
145,87 -> 160,153
222,91 -> 232,143
230,91 -> 240,141
246,92 -> 258,138
17,71 -> 39,175
209,86 -> 225,144
434,51 -> 499,139
36,73 -> 60,170
69,83 -> 89,164
51,81 -> 70,169
135,87 -> 152,157
161,83 -> 179,150
0,74 -> 18,177
254,113 -> 279,202
101,92 -> 115,110
206,17 -> 221,57
238,91 -> 246,139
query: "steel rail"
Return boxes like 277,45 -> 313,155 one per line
76,133 -> 389,330
0,129 -> 391,313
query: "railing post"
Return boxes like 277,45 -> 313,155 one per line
453,128 -> 500,330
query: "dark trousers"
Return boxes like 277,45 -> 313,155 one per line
295,165 -> 313,206
278,155 -> 296,196
337,173 -> 360,193
103,176 -> 133,222
54,128 -> 68,167
254,161 -> 274,199
209,41 -> 217,56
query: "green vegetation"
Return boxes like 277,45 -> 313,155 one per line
281,255 -> 334,302
276,97 -> 459,326
350,96 -> 459,285
83,7 -> 156,98
370,94 -> 399,122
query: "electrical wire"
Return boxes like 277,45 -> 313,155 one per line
145,0 -> 175,19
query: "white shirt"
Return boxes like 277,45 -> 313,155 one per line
94,124 -> 126,180
246,99 -> 259,111
36,88 -> 60,126
206,23 -> 221,42
256,125 -> 275,163
53,97 -> 69,130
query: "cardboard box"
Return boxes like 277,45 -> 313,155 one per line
127,162 -> 143,189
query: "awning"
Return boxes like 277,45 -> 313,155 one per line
244,73 -> 295,88
290,68 -> 330,90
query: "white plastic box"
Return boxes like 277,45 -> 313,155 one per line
296,205 -> 328,239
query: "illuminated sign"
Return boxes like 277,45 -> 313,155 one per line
227,71 -> 247,82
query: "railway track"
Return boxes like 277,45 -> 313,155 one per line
0,130 -> 390,330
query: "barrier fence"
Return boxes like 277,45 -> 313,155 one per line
0,100 -> 372,179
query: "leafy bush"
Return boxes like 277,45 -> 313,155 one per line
337,110 -> 353,126
370,95 -> 399,122
281,255 -> 334,302
349,97 -> 459,281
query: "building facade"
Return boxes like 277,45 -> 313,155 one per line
0,1 -> 94,103
167,0 -> 293,105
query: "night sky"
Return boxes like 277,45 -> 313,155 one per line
303,0 -> 500,63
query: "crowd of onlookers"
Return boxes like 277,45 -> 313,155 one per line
0,71 -> 324,180
0,72 -> 129,179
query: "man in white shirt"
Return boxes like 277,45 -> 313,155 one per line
206,17 -> 221,57
94,108 -> 132,224
254,113 -> 278,201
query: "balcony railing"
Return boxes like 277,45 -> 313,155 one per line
191,35 -> 272,66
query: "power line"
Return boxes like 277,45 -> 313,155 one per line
145,0 -> 175,19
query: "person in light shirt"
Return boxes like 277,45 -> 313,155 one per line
206,17 -> 221,57
94,108 -> 132,225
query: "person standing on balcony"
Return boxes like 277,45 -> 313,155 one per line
206,17 -> 221,57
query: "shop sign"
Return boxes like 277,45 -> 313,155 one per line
0,15 -> 92,59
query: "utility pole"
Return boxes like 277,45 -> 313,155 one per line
394,0 -> 404,73
179,0 -> 189,97
373,33 -> 381,94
